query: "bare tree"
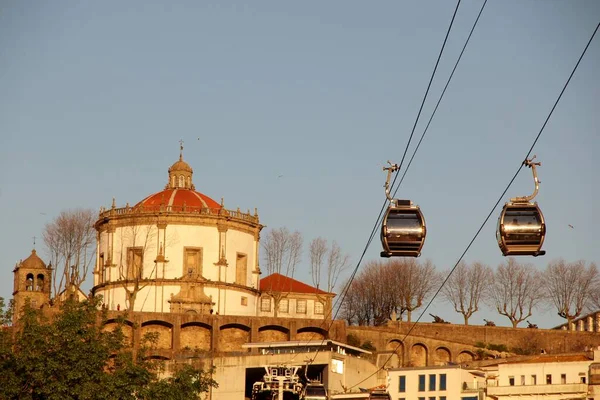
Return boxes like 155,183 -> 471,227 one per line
338,276 -> 361,325
442,261 -> 492,325
116,224 -> 158,311
309,237 -> 351,293
545,259 -> 598,327
43,208 -> 96,296
488,258 -> 544,328
339,259 -> 439,325
261,227 -> 303,317
309,237 -> 327,290
392,259 -> 440,322
339,261 -> 390,326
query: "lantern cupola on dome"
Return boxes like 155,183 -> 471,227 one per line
167,141 -> 195,190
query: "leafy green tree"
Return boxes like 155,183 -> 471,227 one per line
0,297 -> 217,399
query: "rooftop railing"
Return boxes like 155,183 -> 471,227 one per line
98,204 -> 259,224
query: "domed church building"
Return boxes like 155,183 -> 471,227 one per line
92,147 -> 263,316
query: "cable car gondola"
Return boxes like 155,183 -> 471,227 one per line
302,381 -> 328,400
380,162 -> 426,258
496,156 -> 546,257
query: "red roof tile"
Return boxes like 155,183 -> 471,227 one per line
260,273 -> 330,295
134,188 -> 221,211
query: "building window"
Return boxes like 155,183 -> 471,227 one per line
509,376 -> 515,386
99,252 -> 105,283
236,253 -> 247,285
315,301 -> 324,315
260,297 -> 271,312
429,397 -> 435,400
127,247 -> 143,279
418,398 -> 425,400
561,374 -> 566,384
521,375 -> 525,385
440,397 -> 446,400
440,374 -> 447,390
241,296 -> 248,306
531,375 -> 537,385
418,374 -> 425,391
429,374 -> 436,391
178,175 -> 184,187
279,298 -> 289,313
581,376 -> 587,384
331,359 -> 344,374
546,374 -> 552,384
183,247 -> 202,278
399,375 -> 406,392
296,299 -> 307,314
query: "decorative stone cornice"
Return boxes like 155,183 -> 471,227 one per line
95,206 -> 262,237
92,278 -> 261,296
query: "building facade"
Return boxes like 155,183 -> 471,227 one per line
387,365 -> 486,400
258,273 -> 335,320
485,352 -> 598,399
92,150 -> 264,316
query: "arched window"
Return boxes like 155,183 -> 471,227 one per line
36,274 -> 45,291
171,175 -> 176,188
179,175 -> 184,187
26,274 -> 34,291
187,176 -> 191,187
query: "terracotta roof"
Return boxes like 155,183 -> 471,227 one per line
135,188 -> 221,211
260,273 -> 330,295
19,249 -> 48,270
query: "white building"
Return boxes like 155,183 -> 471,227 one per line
258,273 -> 334,320
485,351 -> 599,400
92,149 -> 264,315
387,364 -> 486,400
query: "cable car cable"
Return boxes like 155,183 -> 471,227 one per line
393,0 -> 488,195
346,19 -> 600,391
280,0 -> 464,368
382,1 -> 463,258
390,0 -> 462,185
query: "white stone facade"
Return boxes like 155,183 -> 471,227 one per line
92,152 -> 263,316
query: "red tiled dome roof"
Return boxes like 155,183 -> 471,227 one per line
135,188 -> 221,211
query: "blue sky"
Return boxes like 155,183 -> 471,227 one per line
1,1 -> 598,328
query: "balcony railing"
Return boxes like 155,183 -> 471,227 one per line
487,383 -> 587,396
98,204 -> 259,224
461,381 -> 486,392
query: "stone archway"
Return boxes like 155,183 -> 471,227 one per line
433,347 -> 451,366
456,350 -> 475,363
409,343 -> 428,367
181,322 -> 211,352
386,339 -> 404,367
219,323 -> 251,352
258,325 -> 289,342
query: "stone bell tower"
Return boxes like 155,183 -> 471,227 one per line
12,249 -> 52,323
